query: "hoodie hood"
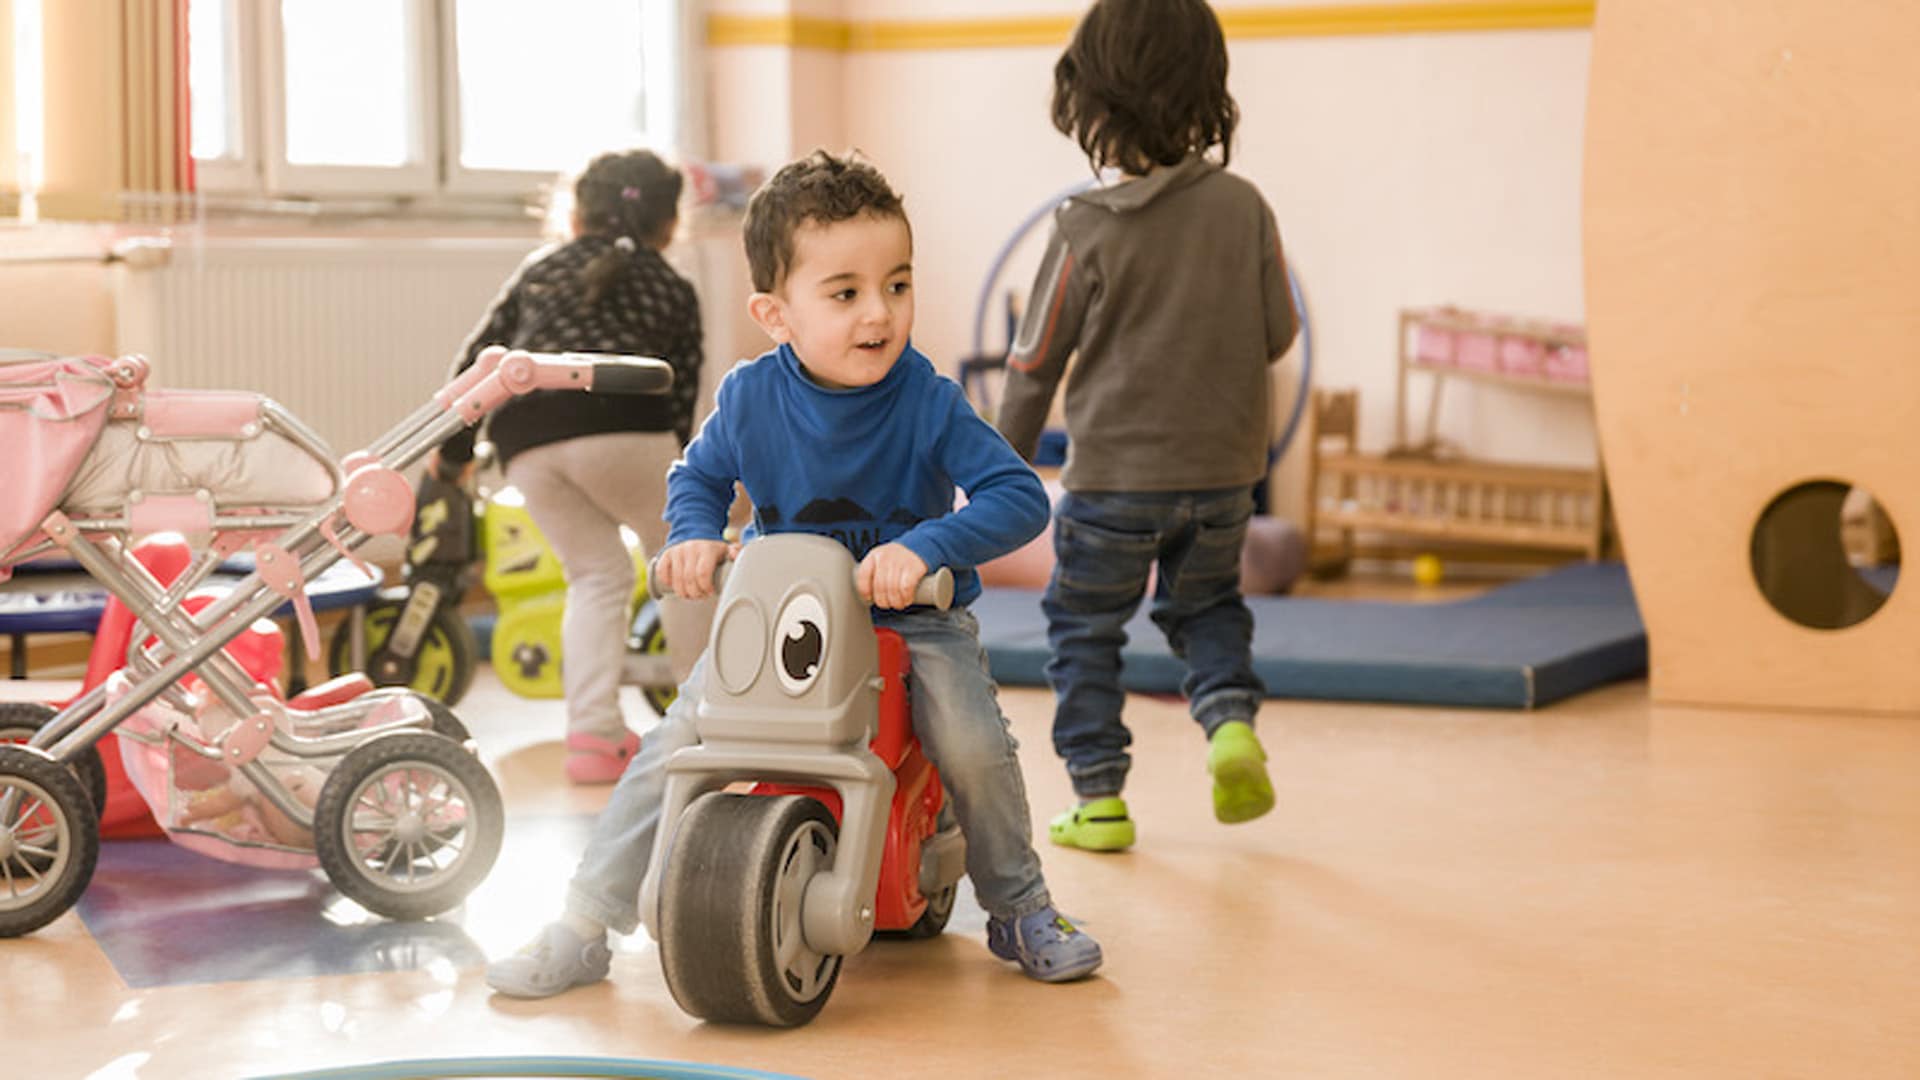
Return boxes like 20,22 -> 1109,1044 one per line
1073,155 -> 1217,214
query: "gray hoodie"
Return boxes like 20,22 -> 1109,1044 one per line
996,156 -> 1297,493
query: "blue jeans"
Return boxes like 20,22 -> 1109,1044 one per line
566,606 -> 1052,934
1043,487 -> 1264,800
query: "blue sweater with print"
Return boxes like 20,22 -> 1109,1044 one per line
664,342 -> 1046,608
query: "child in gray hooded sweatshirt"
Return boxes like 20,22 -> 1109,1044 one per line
995,0 -> 1300,853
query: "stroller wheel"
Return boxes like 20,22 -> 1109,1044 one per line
396,692 -> 474,748
329,598 -> 479,707
0,745 -> 100,938
312,731 -> 503,921
658,793 -> 843,1027
373,694 -> 474,860
0,702 -> 109,816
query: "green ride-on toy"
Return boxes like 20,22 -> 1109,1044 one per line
326,462 -> 677,714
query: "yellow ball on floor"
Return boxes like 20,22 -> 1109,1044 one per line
1412,553 -> 1444,586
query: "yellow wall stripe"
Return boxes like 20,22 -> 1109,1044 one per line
707,2 -> 1594,51
706,14 -> 850,50
851,17 -> 1080,51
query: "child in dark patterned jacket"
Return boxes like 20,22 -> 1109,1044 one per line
434,148 -> 713,785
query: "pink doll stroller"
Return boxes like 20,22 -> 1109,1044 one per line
0,345 -> 671,937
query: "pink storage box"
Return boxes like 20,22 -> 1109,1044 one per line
1453,328 -> 1499,371
1544,344 -> 1589,382
1412,309 -> 1499,371
1498,334 -> 1547,376
1414,322 -> 1458,366
1413,308 -> 1584,378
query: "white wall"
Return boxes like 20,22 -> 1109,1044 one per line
0,224 -> 119,356
709,2 -> 1597,521
2,3 -> 1598,529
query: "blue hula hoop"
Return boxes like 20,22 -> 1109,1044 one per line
247,1055 -> 807,1080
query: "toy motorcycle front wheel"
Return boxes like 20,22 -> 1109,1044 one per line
0,745 -> 100,937
658,793 -> 842,1027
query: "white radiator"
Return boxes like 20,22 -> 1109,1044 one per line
109,224 -> 762,459
111,237 -> 538,456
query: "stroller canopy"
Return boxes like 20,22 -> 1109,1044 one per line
0,352 -> 119,557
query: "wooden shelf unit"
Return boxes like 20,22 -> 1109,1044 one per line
1305,309 -> 1608,567
1393,306 -> 1594,449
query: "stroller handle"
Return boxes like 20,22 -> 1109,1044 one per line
443,349 -> 672,427
578,354 -> 675,395
504,351 -> 673,395
647,551 -> 954,611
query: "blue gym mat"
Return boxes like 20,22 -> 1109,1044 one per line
972,561 -> 1647,709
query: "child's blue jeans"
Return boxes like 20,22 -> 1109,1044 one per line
1042,486 -> 1265,800
564,606 -> 1053,935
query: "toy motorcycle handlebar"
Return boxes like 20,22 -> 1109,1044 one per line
647,551 -> 954,611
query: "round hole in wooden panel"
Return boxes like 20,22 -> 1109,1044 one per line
1749,480 -> 1899,631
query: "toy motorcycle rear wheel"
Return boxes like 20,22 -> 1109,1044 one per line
0,745 -> 100,937
880,804 -> 961,941
658,793 -> 842,1026
904,882 -> 958,939
0,702 -> 108,816
312,731 -> 503,920
328,597 -> 478,707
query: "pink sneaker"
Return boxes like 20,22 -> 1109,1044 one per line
565,730 -> 640,785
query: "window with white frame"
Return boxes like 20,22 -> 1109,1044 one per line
191,0 -> 684,202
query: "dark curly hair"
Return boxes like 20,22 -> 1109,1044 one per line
573,148 -> 684,309
1052,0 -> 1239,175
742,149 -> 909,293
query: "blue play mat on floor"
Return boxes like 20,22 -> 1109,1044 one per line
971,561 -> 1647,709
74,814 -> 597,989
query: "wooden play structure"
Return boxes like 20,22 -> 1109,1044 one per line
1585,0 -> 1918,712
1303,309 -> 1608,569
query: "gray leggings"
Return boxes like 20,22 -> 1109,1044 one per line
504,431 -> 714,740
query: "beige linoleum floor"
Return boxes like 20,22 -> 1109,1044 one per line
8,596 -> 1919,1079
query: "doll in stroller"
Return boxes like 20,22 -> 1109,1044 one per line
0,345 -> 671,937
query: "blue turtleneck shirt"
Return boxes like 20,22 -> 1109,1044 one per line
664,342 -> 1047,608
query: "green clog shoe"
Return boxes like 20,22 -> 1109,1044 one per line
1207,720 -> 1275,824
1048,796 -> 1136,852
